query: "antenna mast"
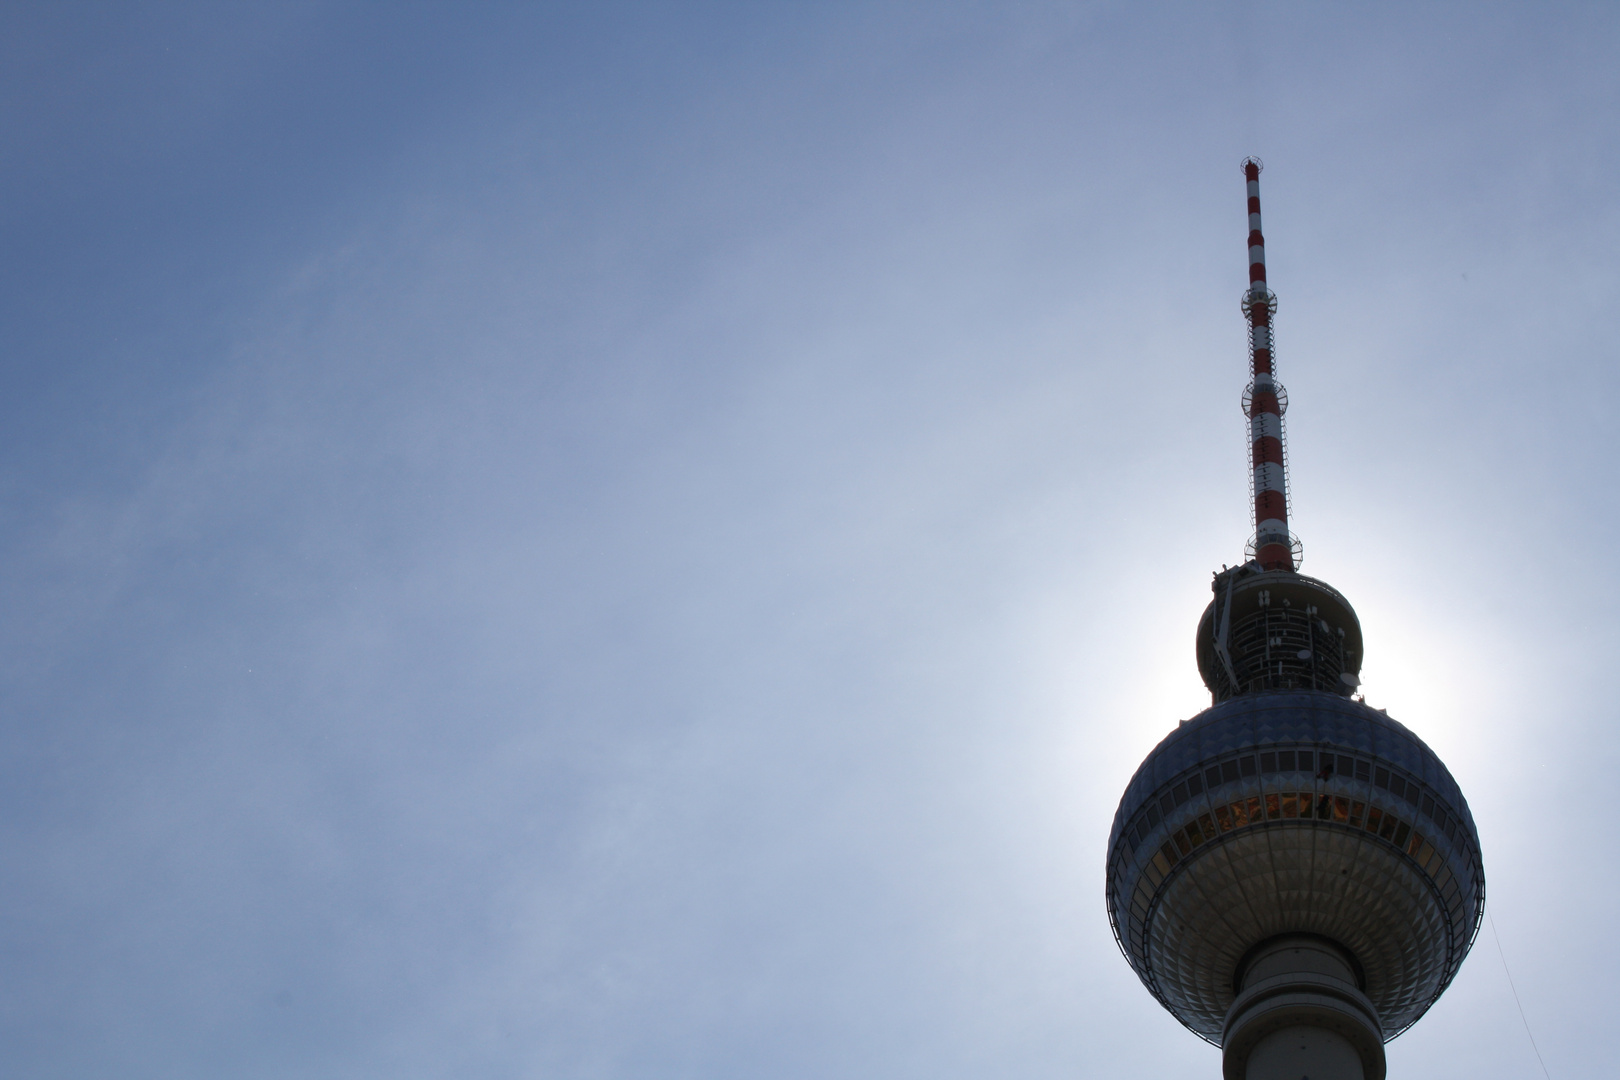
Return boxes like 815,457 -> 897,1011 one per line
1241,157 -> 1297,572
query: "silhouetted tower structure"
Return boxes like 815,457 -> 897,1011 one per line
1105,160 -> 1484,1080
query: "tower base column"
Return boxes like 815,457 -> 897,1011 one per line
1243,1025 -> 1367,1080
1221,937 -> 1385,1080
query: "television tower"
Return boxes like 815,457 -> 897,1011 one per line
1104,160 -> 1484,1080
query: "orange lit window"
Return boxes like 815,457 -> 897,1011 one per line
1280,793 -> 1299,818
1349,801 -> 1365,828
1265,794 -> 1280,819
1333,796 -> 1350,823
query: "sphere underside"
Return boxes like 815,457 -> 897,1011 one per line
1106,692 -> 1484,1044
1147,823 -> 1450,1039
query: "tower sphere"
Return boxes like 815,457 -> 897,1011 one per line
1104,668 -> 1485,1038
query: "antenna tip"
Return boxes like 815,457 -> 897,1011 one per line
1241,156 -> 1264,177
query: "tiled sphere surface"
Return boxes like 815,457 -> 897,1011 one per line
1106,691 -> 1484,1043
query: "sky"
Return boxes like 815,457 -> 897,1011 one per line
0,3 -> 1615,1077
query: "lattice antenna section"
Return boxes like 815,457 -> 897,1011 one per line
1241,157 -> 1298,571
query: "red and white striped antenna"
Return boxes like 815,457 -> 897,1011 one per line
1240,157 -> 1299,572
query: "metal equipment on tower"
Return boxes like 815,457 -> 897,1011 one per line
1103,162 -> 1484,1080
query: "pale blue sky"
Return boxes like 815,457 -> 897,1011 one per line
0,4 -> 1614,1077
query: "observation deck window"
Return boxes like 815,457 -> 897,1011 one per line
1117,744 -> 1477,895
